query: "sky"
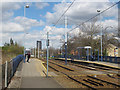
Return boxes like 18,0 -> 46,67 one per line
0,0 -> 119,49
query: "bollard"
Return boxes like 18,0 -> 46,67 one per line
5,61 -> 8,87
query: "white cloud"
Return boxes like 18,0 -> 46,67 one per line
45,2 -> 118,25
102,19 -> 117,27
1,16 -> 45,33
2,11 -> 14,22
1,2 -> 22,22
2,22 -> 24,33
35,2 -> 49,9
14,16 -> 45,27
101,19 -> 118,33
2,2 -> 21,11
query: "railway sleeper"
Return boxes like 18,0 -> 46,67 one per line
44,63 -> 59,72
88,65 -> 110,70
117,74 -> 120,77
107,74 -> 120,79
48,65 -> 59,72
45,62 -> 96,90
87,79 -> 104,86
79,63 -> 111,70
93,64 -> 120,70
74,64 -> 96,70
83,79 -> 99,86
49,61 -> 74,71
66,75 -> 97,90
87,75 -> 120,87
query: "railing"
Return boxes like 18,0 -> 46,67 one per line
2,54 -> 24,89
56,55 -> 120,64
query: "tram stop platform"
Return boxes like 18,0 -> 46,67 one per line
57,58 -> 120,69
8,58 -> 62,88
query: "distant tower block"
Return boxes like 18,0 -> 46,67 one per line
37,41 -> 42,50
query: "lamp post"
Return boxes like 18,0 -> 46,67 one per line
97,10 -> 103,62
23,5 -> 29,63
24,5 -> 29,17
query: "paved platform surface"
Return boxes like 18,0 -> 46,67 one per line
20,58 -> 62,88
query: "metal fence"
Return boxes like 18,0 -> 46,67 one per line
57,55 -> 120,64
2,54 -> 24,89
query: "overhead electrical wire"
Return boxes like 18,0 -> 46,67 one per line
68,1 -> 120,33
53,0 -> 76,26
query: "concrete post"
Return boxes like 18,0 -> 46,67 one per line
5,61 -> 8,87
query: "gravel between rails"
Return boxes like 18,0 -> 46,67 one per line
41,59 -> 119,89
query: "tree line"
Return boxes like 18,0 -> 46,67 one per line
2,38 -> 24,64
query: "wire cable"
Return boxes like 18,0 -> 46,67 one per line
68,1 -> 120,33
53,0 -> 76,26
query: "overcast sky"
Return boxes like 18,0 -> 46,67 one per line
0,0 -> 119,49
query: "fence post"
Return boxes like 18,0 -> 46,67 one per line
98,49 -> 99,61
105,56 -> 107,62
5,61 -> 8,87
109,56 -> 112,63
115,56 -> 117,64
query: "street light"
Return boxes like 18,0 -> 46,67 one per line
24,5 -> 29,17
23,5 -> 29,63
97,9 -> 103,62
26,5 -> 29,8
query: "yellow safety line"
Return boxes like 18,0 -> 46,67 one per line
41,62 -> 51,76
41,62 -> 47,71
35,59 -> 51,76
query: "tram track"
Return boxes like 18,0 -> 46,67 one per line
54,59 -> 120,74
42,59 -> 120,89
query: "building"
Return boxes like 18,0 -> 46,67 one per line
37,41 -> 42,50
107,44 -> 120,57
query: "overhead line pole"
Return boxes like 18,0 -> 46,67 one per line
65,16 -> 67,65
46,32 -> 49,77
